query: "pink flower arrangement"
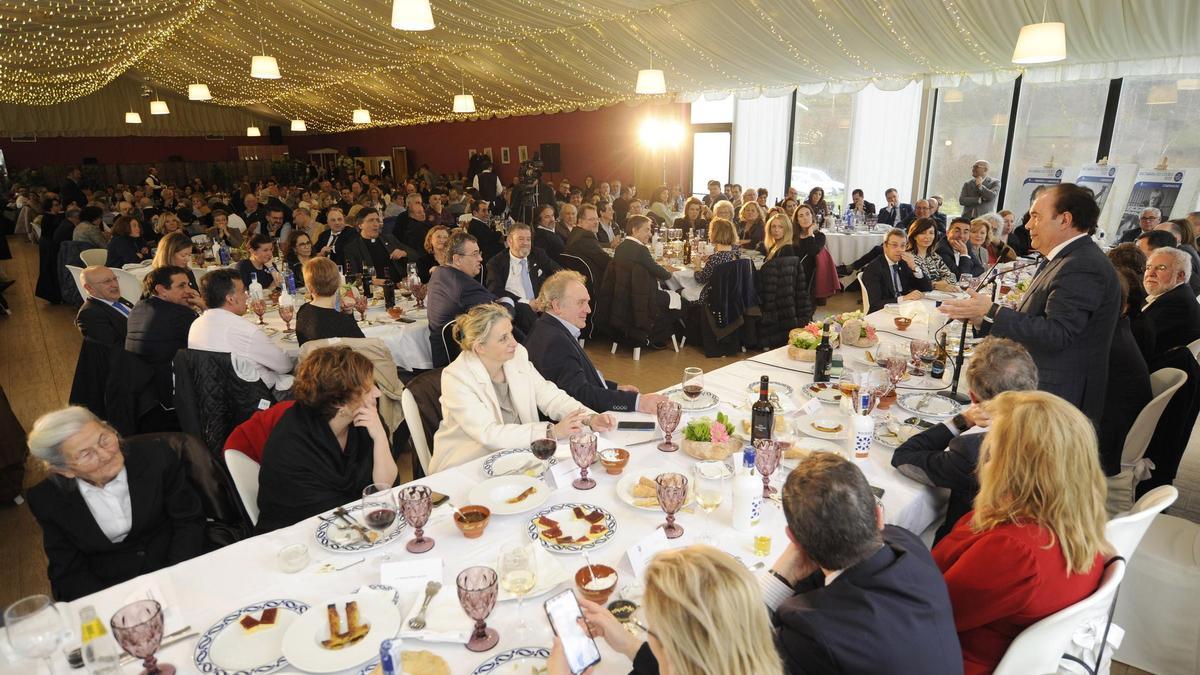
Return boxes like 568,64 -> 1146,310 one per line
709,421 -> 730,444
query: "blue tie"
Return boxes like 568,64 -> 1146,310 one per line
112,300 -> 130,316
891,264 -> 902,297
520,259 -> 535,300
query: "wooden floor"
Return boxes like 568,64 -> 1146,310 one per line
0,236 -> 1155,674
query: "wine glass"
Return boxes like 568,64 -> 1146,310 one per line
569,431 -> 598,490
655,473 -> 687,539
908,339 -> 930,377
691,461 -> 730,541
529,427 -> 557,478
110,600 -> 174,675
4,595 -> 67,675
412,282 -> 427,309
457,566 -> 500,652
398,485 -> 435,553
278,303 -> 295,333
354,292 -> 369,324
362,483 -> 400,560
958,273 -> 974,293
754,439 -> 782,499
878,343 -> 908,395
498,542 -> 538,640
656,400 -> 683,453
250,297 -> 267,325
681,367 -> 704,401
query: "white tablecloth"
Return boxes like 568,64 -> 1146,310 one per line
255,299 -> 434,371
14,305 -> 953,675
824,232 -> 886,267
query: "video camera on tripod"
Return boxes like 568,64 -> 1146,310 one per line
518,157 -> 544,188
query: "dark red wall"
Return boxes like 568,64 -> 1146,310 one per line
0,134 -> 251,168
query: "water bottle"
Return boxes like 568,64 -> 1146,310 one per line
283,266 -> 296,294
211,240 -> 221,263
850,413 -> 875,460
218,242 -> 231,266
78,605 -> 121,674
733,450 -> 762,530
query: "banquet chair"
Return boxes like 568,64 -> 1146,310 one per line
223,449 -> 260,526
113,267 -> 144,304
399,368 -> 443,479
993,558 -> 1126,675
1108,367 -> 1187,514
1105,486 -> 1178,560
79,248 -> 108,267
65,264 -> 89,300
857,272 -> 869,311
192,266 -> 210,287
441,319 -> 461,365
400,389 -> 431,475
557,253 -> 596,340
1188,337 -> 1200,363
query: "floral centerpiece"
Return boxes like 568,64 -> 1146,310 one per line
681,412 -> 743,460
787,323 -> 839,361
834,310 -> 878,348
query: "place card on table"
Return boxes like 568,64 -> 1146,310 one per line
798,397 -> 823,417
381,557 -> 443,592
547,459 -> 581,490
625,528 -> 685,578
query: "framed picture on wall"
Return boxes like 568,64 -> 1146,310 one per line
518,145 -> 529,162
483,147 -> 492,159
500,147 -> 511,164
469,148 -> 477,159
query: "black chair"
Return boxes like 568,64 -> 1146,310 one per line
557,253 -> 596,340
69,338 -> 115,419
441,319 -> 461,365
172,349 -> 275,461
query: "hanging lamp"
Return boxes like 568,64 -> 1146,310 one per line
392,0 -> 435,31
1012,2 -> 1066,64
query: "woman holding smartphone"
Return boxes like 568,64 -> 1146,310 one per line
548,545 -> 782,674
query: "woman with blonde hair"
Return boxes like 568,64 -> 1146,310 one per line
757,212 -> 795,261
970,214 -> 1015,265
739,200 -> 767,250
151,231 -> 199,293
431,303 -> 614,472
417,225 -> 450,283
933,390 -> 1111,675
553,545 -> 783,675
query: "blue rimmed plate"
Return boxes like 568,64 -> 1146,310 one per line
527,503 -> 616,553
193,599 -> 309,674
315,503 -> 407,553
472,646 -> 552,674
483,448 -> 558,478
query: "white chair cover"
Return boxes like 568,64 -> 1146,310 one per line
112,267 -> 143,305
79,248 -> 109,268
223,449 -> 260,525
401,388 -> 431,475
65,264 -> 89,301
1107,368 -> 1188,515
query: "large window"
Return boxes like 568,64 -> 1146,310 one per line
1110,76 -> 1200,195
789,92 -> 853,210
1004,80 -> 1109,212
927,81 -> 1016,215
691,132 -> 730,196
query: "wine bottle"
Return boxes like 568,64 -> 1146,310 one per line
813,322 -> 834,383
751,376 -> 774,442
683,234 -> 692,265
931,334 -> 948,381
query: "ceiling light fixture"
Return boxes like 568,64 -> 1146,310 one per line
250,54 -> 281,79
149,97 -> 169,115
453,72 -> 475,113
352,108 -> 371,124
392,0 -> 435,31
125,111 -> 142,124
635,56 -> 666,95
290,119 -> 307,131
187,83 -> 212,100
1012,2 -> 1066,64
247,125 -> 261,137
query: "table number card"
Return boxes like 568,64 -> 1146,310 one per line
381,557 -> 443,591
547,460 -> 581,490
799,397 -> 823,417
625,528 -> 679,578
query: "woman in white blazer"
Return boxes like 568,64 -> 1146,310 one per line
430,303 -> 615,473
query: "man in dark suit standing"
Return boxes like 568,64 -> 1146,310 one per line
860,228 -> 933,313
610,215 -> 681,346
959,159 -> 1000,219
485,223 -> 561,303
1140,246 -> 1200,356
26,406 -> 205,600
935,217 -> 986,280
526,271 -> 668,414
76,266 -> 132,346
940,183 -> 1121,423
763,453 -> 963,674
892,338 -> 1038,543
876,188 -> 913,227
564,204 -> 610,285
426,232 -> 519,367
466,198 -> 505,271
61,166 -> 87,210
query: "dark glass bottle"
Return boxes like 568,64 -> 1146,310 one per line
813,322 -> 834,382
931,335 -> 948,381
751,376 -> 774,442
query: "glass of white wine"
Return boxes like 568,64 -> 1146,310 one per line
692,460 -> 731,543
499,542 -> 538,640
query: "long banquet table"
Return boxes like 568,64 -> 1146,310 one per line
3,303 -> 958,675
824,231 -> 886,267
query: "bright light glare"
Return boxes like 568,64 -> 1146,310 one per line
639,118 -> 685,150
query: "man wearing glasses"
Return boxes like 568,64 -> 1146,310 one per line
25,407 -> 204,601
1119,207 -> 1162,243
426,231 -> 522,367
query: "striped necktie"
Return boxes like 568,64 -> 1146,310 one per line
112,300 -> 130,316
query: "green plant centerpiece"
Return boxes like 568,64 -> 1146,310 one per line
680,412 -> 744,460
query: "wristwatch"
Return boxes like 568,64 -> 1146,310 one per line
545,422 -> 556,441
769,569 -> 794,589
950,413 -> 970,434
984,302 -> 1001,323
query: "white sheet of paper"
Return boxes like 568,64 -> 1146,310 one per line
381,557 -> 443,592
548,460 -> 581,489
799,397 -> 824,417
624,528 -> 682,578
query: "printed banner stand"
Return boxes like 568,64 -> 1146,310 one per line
1114,168 -> 1200,242
1076,163 -> 1139,243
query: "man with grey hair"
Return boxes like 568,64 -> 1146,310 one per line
892,337 -> 1038,542
1154,219 -> 1200,291
959,159 -> 999,219
1141,246 -> 1200,356
75,266 -> 131,347
1119,206 -> 1162,243
24,406 -> 205,600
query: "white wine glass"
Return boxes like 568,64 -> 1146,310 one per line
499,542 -> 538,640
4,595 -> 67,674
691,461 -> 731,543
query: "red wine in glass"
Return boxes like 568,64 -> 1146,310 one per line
365,508 -> 396,530
682,384 -> 703,400
530,438 -> 556,475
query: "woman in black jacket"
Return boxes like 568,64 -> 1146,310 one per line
105,215 -> 150,268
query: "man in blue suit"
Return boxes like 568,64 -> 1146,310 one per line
426,231 -> 521,367
876,188 -> 914,227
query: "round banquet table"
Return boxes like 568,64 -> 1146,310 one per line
12,302 -> 960,675
824,232 -> 886,267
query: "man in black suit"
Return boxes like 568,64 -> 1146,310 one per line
341,208 -> 417,281
1148,222 -> 1200,295
26,406 -> 205,600
611,215 -> 681,346
61,166 -> 87,210
532,204 -> 565,260
940,183 -> 1121,423
125,266 -> 199,402
764,453 -> 963,674
892,338 -> 1038,542
936,217 -> 986,280
848,188 -> 875,217
564,203 -> 610,284
75,266 -> 131,347
526,271 -> 668,414
396,194 -> 431,252
596,201 -> 622,248
466,198 -> 505,271
900,198 -> 933,230
1118,207 -> 1161,243
876,188 -> 913,227
485,222 -> 561,303
239,193 -> 267,236
426,232 -> 519,367
860,228 -> 932,313
1141,246 -> 1200,356
313,206 -> 359,267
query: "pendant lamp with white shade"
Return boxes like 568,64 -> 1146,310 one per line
352,109 -> 371,124
125,111 -> 142,124
251,54 -> 281,79
247,125 -> 262,137
453,94 -> 475,113
392,0 -> 435,31
635,68 -> 666,95
149,98 -> 169,115
290,119 -> 307,132
1012,2 -> 1066,64
188,83 -> 212,101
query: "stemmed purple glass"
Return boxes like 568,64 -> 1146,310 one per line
457,566 -> 500,652
399,485 -> 435,553
656,400 -> 683,452
754,439 -> 782,498
569,431 -> 598,490
655,473 -> 688,539
412,282 -> 427,309
110,600 -> 174,675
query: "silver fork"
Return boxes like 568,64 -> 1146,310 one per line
408,580 -> 443,630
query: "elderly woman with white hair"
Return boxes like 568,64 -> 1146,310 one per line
24,407 -> 205,600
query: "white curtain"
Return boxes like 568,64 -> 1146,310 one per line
731,95 -> 791,200
847,82 -> 924,204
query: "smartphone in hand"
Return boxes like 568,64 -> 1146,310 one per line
544,590 -> 601,675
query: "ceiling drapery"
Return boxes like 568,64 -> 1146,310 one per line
1,0 -> 1197,136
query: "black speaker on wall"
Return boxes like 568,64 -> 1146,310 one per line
539,143 -> 561,172
268,125 -> 283,145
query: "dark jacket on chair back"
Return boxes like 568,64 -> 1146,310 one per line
756,255 -> 812,348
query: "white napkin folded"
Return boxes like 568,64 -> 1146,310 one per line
397,591 -> 471,644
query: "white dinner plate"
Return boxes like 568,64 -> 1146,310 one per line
662,388 -> 720,412
780,438 -> 845,467
482,448 -> 558,478
314,503 -> 407,553
497,546 -> 569,602
527,503 -> 617,553
874,421 -> 922,448
745,380 -> 795,396
896,392 -> 964,418
280,594 -> 400,674
193,599 -> 309,674
471,647 -> 551,674
469,475 -> 549,515
794,413 -> 850,440
803,382 -> 844,404
616,469 -> 695,511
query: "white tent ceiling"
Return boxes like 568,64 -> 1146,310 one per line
1,0 -> 1197,135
